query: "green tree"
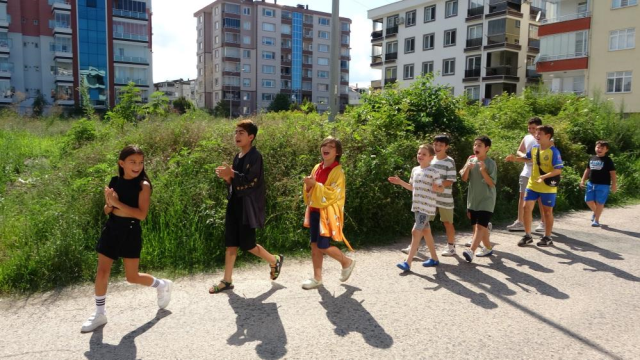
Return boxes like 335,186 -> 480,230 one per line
106,82 -> 142,123
77,77 -> 95,119
173,96 -> 194,114
212,100 -> 231,118
142,91 -> 170,117
268,93 -> 291,112
32,93 -> 48,117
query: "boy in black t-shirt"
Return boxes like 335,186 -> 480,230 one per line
580,140 -> 617,227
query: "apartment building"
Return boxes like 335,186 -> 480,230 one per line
368,0 -> 546,102
154,78 -> 197,104
1,0 -> 153,110
194,0 -> 351,115
536,0 -> 639,113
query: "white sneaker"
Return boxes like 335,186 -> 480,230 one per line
157,279 -> 173,309
488,222 -> 493,232
534,222 -> 545,232
465,240 -> 483,249
81,313 -> 107,333
462,249 -> 474,263
302,278 -> 323,290
340,259 -> 356,282
401,245 -> 411,254
506,220 -> 525,232
441,244 -> 456,256
476,247 -> 494,257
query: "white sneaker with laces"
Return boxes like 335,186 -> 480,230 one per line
401,245 -> 411,254
476,247 -> 494,257
81,313 -> 107,333
441,244 -> 456,256
506,220 -> 525,231
157,279 -> 173,309
462,249 -> 474,263
535,222 -> 545,232
302,278 -> 323,290
340,259 -> 356,282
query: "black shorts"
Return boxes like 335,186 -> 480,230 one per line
468,210 -> 493,228
225,198 -> 257,251
96,215 -> 142,260
309,211 -> 331,249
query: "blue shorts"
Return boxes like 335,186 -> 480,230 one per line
413,212 -> 431,231
309,211 -> 331,249
524,189 -> 557,207
585,181 -> 610,204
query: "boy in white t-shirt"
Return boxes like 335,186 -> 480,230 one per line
388,144 -> 444,271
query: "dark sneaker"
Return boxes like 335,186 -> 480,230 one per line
518,234 -> 533,247
537,236 -> 553,247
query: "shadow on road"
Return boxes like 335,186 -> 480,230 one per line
84,309 -> 172,360
318,284 -> 393,349
552,232 -> 625,260
600,225 -> 640,240
227,283 -> 287,360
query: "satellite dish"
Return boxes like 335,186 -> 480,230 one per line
536,11 -> 541,22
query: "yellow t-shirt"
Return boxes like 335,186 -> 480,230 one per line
526,145 -> 564,193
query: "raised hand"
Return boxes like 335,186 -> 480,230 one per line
388,176 -> 402,185
303,175 -> 316,189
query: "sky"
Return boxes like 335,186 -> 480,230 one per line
151,0 -> 397,87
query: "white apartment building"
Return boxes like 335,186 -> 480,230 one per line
368,0 -> 546,102
194,0 -> 351,115
154,78 -> 197,104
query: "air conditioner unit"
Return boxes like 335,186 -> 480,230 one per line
396,16 -> 405,25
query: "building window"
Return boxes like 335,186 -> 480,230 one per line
263,8 -> 275,17
612,0 -> 638,9
243,22 -> 251,30
341,34 -> 350,45
404,37 -> 415,53
467,24 -> 483,45
215,21 -> 219,30
318,57 -> 329,66
262,65 -> 275,74
465,85 -> 480,99
215,64 -> 219,72
262,51 -> 275,60
341,22 -> 350,31
243,78 -> 251,87
243,36 -> 251,45
444,29 -> 457,46
317,97 -> 328,105
403,64 -> 414,79
386,41 -> 398,54
607,71 -> 632,93
423,33 -> 435,50
318,83 -> 329,92
445,0 -> 458,17
406,10 -> 416,27
242,92 -> 251,101
443,58 -> 455,75
318,44 -> 329,53
263,36 -> 276,46
609,28 -> 635,51
215,36 -> 219,44
215,49 -> 219,58
385,67 -> 397,81
243,7 -> 251,15
263,23 -> 275,32
318,70 -> 329,78
242,64 -> 251,73
262,93 -> 275,101
540,31 -> 588,60
424,5 -> 436,22
422,61 -> 434,75
318,31 -> 330,39
242,50 -> 251,59
319,17 -> 330,26
198,15 -> 203,24
262,79 -> 275,88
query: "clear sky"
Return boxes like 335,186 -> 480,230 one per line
151,0 -> 396,88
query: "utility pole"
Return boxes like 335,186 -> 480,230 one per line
328,0 -> 339,122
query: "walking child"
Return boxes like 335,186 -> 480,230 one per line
210,120 -> 284,294
389,144 -> 444,271
81,145 -> 173,333
302,136 -> 355,289
459,136 -> 497,263
506,125 -> 563,247
580,140 -> 617,227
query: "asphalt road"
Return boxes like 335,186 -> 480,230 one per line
1,205 -> 639,360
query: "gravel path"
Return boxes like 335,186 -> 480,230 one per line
1,205 -> 639,360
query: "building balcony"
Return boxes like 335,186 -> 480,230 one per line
113,32 -> 149,42
371,55 -> 383,67
371,80 -> 382,89
483,65 -> 519,81
467,6 -> 484,21
485,33 -> 521,50
0,63 -> 13,78
49,0 -> 71,11
384,77 -> 397,85
371,30 -> 383,42
115,77 -> 149,86
528,38 -> 540,53
51,22 -> 72,35
487,0 -> 523,18
385,26 -> 398,38
536,55 -> 589,73
114,55 -> 149,65
539,12 -> 591,36
0,15 -> 10,28
0,38 -> 11,54
526,67 -> 541,82
113,9 -> 149,20
541,11 -> 590,25
50,44 -> 73,58
385,52 -> 397,62
465,37 -> 483,51
464,69 -> 481,81
54,69 -> 74,82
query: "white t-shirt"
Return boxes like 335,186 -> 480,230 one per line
520,134 -> 537,177
430,156 -> 457,209
409,166 -> 439,215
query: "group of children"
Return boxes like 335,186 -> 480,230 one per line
81,117 -> 617,333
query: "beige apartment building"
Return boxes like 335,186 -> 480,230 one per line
536,0 -> 639,113
194,0 -> 351,115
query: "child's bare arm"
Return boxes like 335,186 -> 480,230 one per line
388,176 -> 413,191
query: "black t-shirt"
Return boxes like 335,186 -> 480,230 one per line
588,155 -> 615,185
108,176 -> 141,208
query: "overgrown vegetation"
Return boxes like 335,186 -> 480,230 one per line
1,76 -> 639,293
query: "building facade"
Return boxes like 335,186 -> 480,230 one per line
368,0 -> 546,102
194,0 -> 351,115
154,78 -> 197,104
2,0 -> 153,110
536,0 -> 639,112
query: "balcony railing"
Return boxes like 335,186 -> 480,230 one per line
489,0 -> 522,5
115,77 -> 148,85
371,55 -> 383,65
114,55 -> 149,64
113,9 -> 148,20
528,38 -> 540,49
113,32 -> 149,42
386,26 -> 398,36
468,6 -> 484,17
54,68 -> 73,76
466,37 -> 483,48
465,69 -> 481,78
486,33 -> 520,46
542,12 -> 590,25
526,68 -> 541,79
371,30 -> 383,40
0,62 -> 14,73
485,66 -> 517,76
385,52 -> 398,61
49,0 -> 70,5
50,43 -> 72,53
0,39 -> 12,50
385,77 -> 397,84
538,52 -> 588,62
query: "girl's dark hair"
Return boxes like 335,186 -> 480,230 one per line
118,145 -> 152,190
321,136 -> 343,162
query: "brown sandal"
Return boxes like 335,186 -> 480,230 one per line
208,280 -> 234,294
270,254 -> 284,280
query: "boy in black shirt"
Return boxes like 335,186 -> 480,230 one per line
580,140 -> 617,227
